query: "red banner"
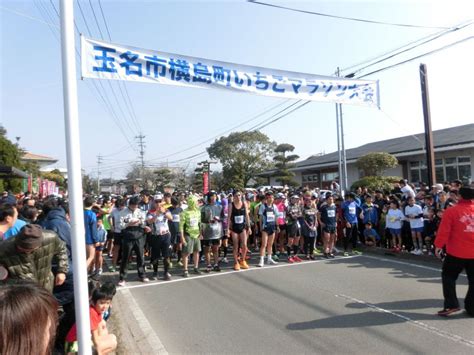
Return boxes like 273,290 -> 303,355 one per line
202,171 -> 209,195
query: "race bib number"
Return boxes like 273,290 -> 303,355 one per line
327,209 -> 336,218
266,212 -> 275,223
189,217 -> 198,228
389,217 -> 396,222
349,206 -> 356,215
172,214 -> 180,223
234,215 -> 244,224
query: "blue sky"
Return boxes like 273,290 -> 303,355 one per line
1,0 -> 473,179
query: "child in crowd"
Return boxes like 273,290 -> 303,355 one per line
94,218 -> 107,275
386,200 -> 404,252
65,282 -> 117,354
363,222 -> 379,247
405,196 -> 424,255
423,207 -> 438,255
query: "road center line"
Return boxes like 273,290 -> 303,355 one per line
335,293 -> 474,348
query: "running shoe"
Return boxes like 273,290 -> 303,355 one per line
257,259 -> 264,267
313,249 -> 322,256
206,265 -> 212,273
323,253 -> 329,259
288,256 -> 295,263
309,255 -> 316,260
221,257 -> 229,264
183,270 -> 189,278
152,272 -> 159,281
293,256 -> 303,262
267,257 -> 278,265
306,255 -> 311,260
193,268 -> 202,275
352,250 -> 362,255
328,253 -> 335,259
140,277 -> 150,283
437,308 -> 461,317
97,268 -> 103,275
239,260 -> 249,269
213,264 -> 221,272
410,249 -> 417,255
108,265 -> 116,272
164,272 -> 172,281
234,262 -> 241,271
117,280 -> 126,287
343,252 -> 350,257
168,261 -> 173,269
178,261 -> 184,267
272,254 -> 280,261
415,249 -> 423,256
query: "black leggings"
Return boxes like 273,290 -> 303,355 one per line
442,254 -> 474,315
303,235 -> 315,255
344,223 -> 358,251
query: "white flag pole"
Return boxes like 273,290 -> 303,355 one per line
59,1 -> 92,354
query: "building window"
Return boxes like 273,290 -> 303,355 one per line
302,173 -> 319,184
409,156 -> 471,183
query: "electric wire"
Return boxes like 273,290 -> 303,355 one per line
247,0 -> 450,30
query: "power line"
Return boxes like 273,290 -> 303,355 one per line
358,36 -> 474,78
93,0 -> 143,134
343,20 -> 474,77
339,20 -> 473,74
88,0 -> 104,39
247,0 -> 450,30
136,134 -> 146,169
44,0 -> 137,152
76,0 -> 140,136
145,99 -> 292,163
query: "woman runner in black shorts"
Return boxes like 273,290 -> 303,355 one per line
228,190 -> 251,270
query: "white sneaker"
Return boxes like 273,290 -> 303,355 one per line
257,259 -> 264,267
410,249 -> 417,255
222,257 -> 229,264
267,257 -> 278,265
415,249 -> 423,256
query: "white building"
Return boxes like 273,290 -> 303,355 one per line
261,124 -> 474,189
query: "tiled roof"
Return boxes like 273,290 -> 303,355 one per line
296,123 -> 474,169
21,152 -> 58,162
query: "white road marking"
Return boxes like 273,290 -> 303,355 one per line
121,288 -> 169,355
118,255 -> 361,291
360,254 -> 467,277
335,293 -> 474,348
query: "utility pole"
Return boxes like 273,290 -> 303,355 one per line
419,64 -> 436,187
335,67 -> 343,194
136,133 -> 146,169
97,154 -> 103,194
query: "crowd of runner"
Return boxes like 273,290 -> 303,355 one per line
0,178 -> 467,353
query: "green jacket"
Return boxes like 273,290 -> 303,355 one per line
179,196 -> 201,239
0,229 -> 69,292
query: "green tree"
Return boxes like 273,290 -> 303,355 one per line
0,125 -> 23,192
351,176 -> 402,193
356,152 -> 398,177
207,131 -> 274,190
82,173 -> 95,194
41,169 -> 66,188
273,143 -> 299,187
154,168 -> 173,191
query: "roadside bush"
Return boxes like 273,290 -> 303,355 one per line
351,176 -> 402,193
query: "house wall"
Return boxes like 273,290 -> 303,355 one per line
267,147 -> 473,190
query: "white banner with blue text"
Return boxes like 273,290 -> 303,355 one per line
81,36 -> 380,108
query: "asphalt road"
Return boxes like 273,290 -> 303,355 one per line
117,254 -> 473,354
